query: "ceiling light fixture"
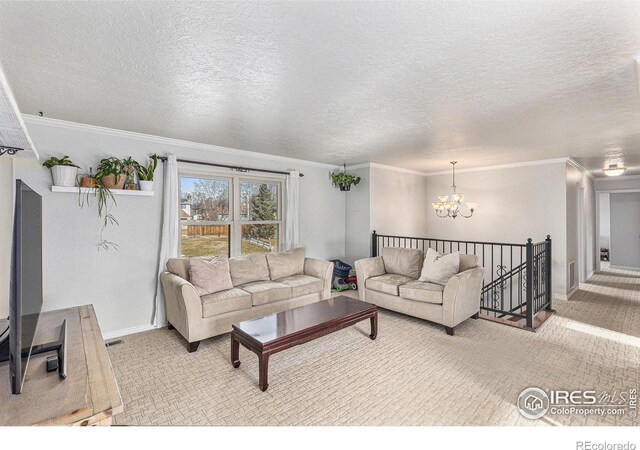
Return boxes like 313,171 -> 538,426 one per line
432,161 -> 476,219
603,163 -> 626,177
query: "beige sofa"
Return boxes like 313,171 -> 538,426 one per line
355,247 -> 484,335
160,248 -> 334,352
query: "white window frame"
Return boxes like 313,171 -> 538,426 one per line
178,166 -> 284,257
237,176 -> 284,256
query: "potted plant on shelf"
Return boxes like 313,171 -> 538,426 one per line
42,155 -> 80,187
135,154 -> 158,191
330,166 -> 361,191
95,157 -> 126,190
122,156 -> 139,190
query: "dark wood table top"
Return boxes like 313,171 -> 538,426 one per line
232,297 -> 376,345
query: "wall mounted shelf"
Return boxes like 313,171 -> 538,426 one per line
51,186 -> 154,196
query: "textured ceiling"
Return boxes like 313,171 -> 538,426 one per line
1,1 -> 640,176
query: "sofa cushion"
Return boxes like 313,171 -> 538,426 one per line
201,288 -> 252,318
229,253 -> 270,286
276,274 -> 323,297
266,247 -> 305,280
399,280 -> 445,305
189,255 -> 234,296
366,273 -> 415,296
240,280 -> 292,306
459,254 -> 479,273
381,247 -> 423,278
166,257 -> 193,281
419,249 -> 460,285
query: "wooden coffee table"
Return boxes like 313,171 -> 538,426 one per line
231,296 -> 377,391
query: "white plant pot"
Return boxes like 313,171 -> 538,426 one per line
51,166 -> 78,187
139,180 -> 154,191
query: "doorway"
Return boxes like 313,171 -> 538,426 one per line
609,192 -> 640,269
598,193 -> 611,270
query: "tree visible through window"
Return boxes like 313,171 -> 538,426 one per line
241,181 -> 279,255
179,174 -> 281,257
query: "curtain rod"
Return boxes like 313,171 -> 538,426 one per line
158,156 -> 304,177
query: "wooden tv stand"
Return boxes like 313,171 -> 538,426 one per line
0,305 -> 123,425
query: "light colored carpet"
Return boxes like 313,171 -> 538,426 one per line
107,269 -> 640,426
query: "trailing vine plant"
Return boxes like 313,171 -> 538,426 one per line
77,158 -> 124,251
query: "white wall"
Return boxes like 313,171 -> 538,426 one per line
343,164 -> 429,265
344,166 -> 370,265
9,117 -> 345,335
370,165 -> 429,237
565,163 -> 596,286
594,176 -> 640,191
599,193 -> 610,249
0,158 -> 13,319
425,162 -> 568,296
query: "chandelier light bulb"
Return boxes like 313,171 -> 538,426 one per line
603,164 -> 626,177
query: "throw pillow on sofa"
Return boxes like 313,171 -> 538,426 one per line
419,248 -> 460,285
189,255 -> 234,296
266,247 -> 305,280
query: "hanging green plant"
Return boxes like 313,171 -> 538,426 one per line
330,170 -> 361,191
77,156 -> 124,251
77,180 -> 119,252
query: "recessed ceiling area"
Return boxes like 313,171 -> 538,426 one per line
1,1 -> 640,176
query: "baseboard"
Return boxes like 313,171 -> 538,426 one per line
586,271 -> 594,280
102,322 -> 167,340
610,264 -> 640,271
553,286 -> 579,301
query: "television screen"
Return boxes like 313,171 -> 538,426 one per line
8,179 -> 43,394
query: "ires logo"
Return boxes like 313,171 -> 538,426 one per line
518,387 -> 636,419
549,390 -> 597,405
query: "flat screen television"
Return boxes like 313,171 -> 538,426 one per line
0,179 -> 43,394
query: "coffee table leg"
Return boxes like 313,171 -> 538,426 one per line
258,353 -> 269,392
369,312 -> 378,340
231,332 -> 240,368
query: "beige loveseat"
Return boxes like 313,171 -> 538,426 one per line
355,247 -> 484,335
160,248 -> 334,352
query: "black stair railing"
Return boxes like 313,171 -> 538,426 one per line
371,231 -> 553,330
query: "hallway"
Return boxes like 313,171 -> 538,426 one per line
565,267 -> 640,339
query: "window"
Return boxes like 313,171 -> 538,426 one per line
240,180 -> 280,255
179,172 -> 282,257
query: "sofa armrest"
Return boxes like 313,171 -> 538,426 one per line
304,258 -> 334,299
442,266 -> 485,328
354,257 -> 386,301
160,272 -> 203,342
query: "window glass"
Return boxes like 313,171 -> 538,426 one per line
180,225 -> 230,257
241,224 -> 278,255
181,177 -> 230,221
240,181 -> 279,221
179,174 -> 282,257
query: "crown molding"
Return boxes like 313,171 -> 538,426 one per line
370,162 -> 430,176
423,157 -> 571,177
594,174 -> 640,181
345,162 -> 429,176
566,158 -> 595,179
344,163 -> 370,171
21,114 -> 340,170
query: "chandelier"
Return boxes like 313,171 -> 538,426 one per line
432,161 -> 476,219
